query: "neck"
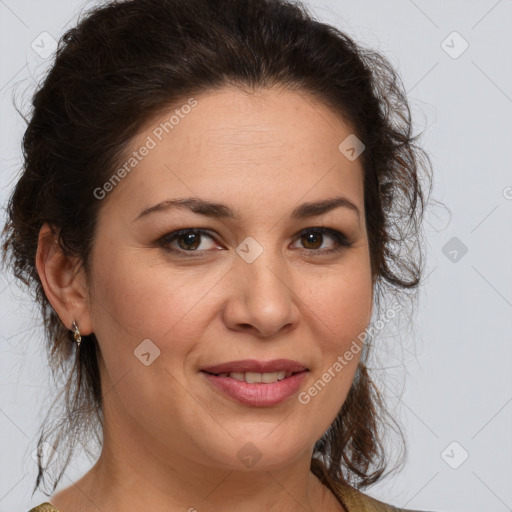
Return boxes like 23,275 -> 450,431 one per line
50,410 -> 345,512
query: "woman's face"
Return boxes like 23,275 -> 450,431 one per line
86,86 -> 373,471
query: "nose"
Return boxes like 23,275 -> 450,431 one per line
222,245 -> 300,339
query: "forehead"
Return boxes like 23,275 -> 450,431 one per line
100,86 -> 365,220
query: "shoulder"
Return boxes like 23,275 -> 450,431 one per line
337,483 -> 435,512
27,503 -> 60,512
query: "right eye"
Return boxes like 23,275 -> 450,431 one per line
157,228 -> 220,256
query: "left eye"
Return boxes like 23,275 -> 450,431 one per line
158,227 -> 352,256
292,228 -> 352,252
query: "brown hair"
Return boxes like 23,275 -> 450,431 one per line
1,0 -> 434,499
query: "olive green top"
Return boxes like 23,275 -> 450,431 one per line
28,484 -> 431,512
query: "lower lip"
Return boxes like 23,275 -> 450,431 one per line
200,371 -> 309,407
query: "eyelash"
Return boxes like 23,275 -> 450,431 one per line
157,227 -> 353,258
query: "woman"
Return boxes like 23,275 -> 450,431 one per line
2,0 -> 436,510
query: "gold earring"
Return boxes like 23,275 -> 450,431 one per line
72,321 -> 82,348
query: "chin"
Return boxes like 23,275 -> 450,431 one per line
201,435 -> 311,472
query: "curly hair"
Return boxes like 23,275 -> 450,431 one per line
1,0 -> 434,499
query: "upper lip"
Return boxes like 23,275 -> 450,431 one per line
201,359 -> 308,374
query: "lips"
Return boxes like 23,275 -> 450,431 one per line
200,358 -> 308,375
201,367 -> 310,407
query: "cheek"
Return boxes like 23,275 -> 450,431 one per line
87,248 -> 223,426
298,261 -> 372,418
306,259 -> 373,347
88,247 -> 229,358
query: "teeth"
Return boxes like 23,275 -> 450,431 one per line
219,370 -> 292,383
245,372 -> 263,383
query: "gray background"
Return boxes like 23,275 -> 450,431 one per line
1,1 -> 511,511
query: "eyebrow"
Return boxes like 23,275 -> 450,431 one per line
134,196 -> 360,222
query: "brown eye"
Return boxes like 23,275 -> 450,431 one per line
158,227 -> 353,258
176,231 -> 202,250
300,231 -> 324,250
158,229 -> 218,256
293,228 -> 352,254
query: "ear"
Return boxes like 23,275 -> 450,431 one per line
35,222 -> 94,336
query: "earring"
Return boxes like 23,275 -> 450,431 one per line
72,321 -> 82,348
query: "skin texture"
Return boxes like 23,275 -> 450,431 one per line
36,86 -> 374,512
